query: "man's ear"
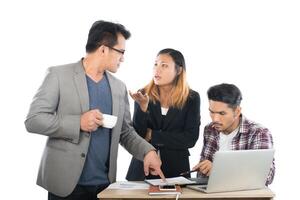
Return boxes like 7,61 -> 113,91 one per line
98,45 -> 106,54
234,106 -> 242,119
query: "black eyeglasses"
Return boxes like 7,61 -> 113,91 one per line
106,46 -> 125,55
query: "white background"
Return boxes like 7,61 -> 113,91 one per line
0,0 -> 299,199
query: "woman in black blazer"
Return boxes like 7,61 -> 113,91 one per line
126,48 -> 201,180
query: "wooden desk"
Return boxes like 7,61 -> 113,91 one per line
98,187 -> 275,200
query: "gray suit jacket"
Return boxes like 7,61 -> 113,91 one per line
25,60 -> 154,197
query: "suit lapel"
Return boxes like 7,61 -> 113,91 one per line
151,101 -> 163,128
74,60 -> 89,112
73,62 -> 119,116
163,107 -> 179,129
150,102 -> 180,129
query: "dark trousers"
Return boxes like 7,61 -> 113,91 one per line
48,184 -> 109,200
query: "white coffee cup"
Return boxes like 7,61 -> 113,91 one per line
102,114 -> 118,129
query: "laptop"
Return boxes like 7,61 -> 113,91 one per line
188,177 -> 208,185
187,149 -> 274,193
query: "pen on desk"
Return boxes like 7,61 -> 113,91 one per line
179,169 -> 198,176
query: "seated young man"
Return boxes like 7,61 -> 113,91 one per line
193,83 -> 275,185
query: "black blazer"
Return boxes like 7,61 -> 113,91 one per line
126,90 -> 201,180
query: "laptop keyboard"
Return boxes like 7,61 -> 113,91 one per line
188,177 -> 209,185
197,185 -> 207,189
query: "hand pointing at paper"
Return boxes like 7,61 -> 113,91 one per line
144,150 -> 166,181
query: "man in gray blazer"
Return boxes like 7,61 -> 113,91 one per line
25,20 -> 165,200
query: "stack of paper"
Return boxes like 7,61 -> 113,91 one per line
107,181 -> 149,190
145,176 -> 196,186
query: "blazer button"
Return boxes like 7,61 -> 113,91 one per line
81,153 -> 86,158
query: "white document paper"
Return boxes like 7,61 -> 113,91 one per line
145,176 -> 196,186
107,181 -> 149,190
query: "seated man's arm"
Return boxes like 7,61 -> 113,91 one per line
194,125 -> 218,177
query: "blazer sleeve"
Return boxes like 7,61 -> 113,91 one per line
119,87 -> 155,161
151,92 -> 201,150
132,101 -> 152,138
24,67 -> 81,143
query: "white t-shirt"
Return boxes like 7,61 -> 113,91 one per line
219,126 -> 240,151
161,107 -> 168,115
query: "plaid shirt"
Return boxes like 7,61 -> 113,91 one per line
199,115 -> 275,185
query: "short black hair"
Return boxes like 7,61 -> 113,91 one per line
207,83 -> 242,109
85,20 -> 131,53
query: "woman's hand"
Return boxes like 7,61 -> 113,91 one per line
129,89 -> 149,112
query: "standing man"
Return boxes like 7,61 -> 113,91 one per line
25,20 -> 164,200
192,83 -> 275,185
